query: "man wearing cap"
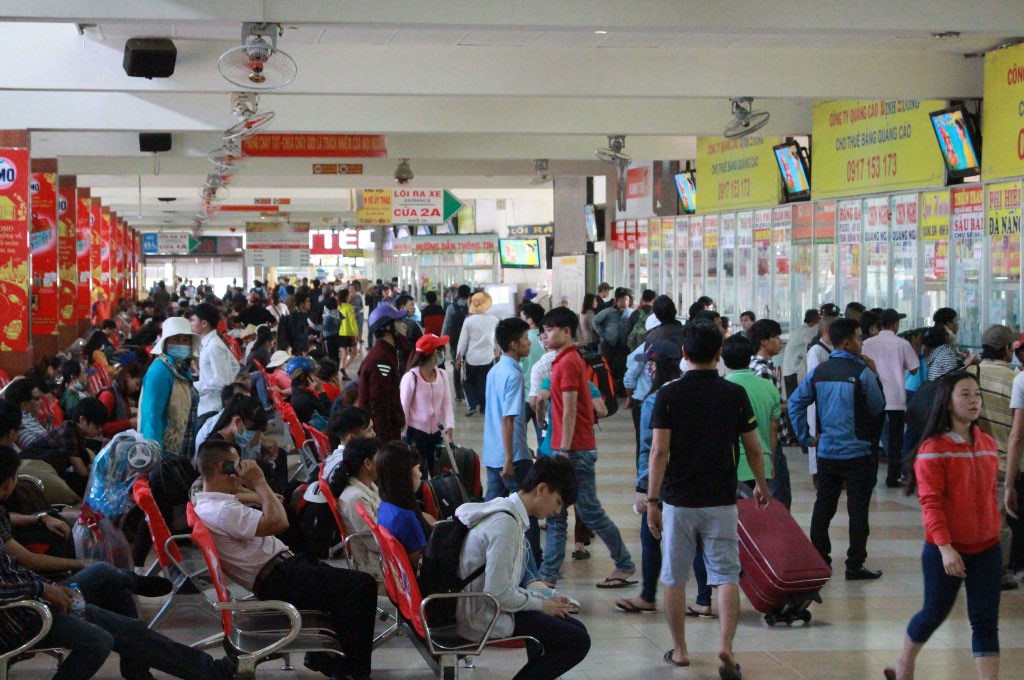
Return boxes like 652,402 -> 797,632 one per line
977,325 -> 1018,463
862,309 -> 919,488
357,305 -> 408,446
456,292 -> 499,417
595,282 -> 613,311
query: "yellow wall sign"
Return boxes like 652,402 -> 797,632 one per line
982,43 -> 1024,181
696,136 -> 782,212
811,100 -> 946,199
919,190 -> 950,241
356,189 -> 392,225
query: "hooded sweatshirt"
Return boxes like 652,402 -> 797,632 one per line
454,496 -> 545,640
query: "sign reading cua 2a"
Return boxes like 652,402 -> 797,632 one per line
391,189 -> 463,225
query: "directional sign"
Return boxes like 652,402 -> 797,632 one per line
142,232 -> 199,254
391,189 -> 463,225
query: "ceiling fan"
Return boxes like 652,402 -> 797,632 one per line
723,97 -> 771,138
529,159 -> 552,185
594,135 -> 631,164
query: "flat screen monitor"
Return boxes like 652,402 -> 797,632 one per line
498,238 -> 542,268
929,105 -> 981,179
773,142 -> 811,202
584,205 -> 598,242
674,173 -> 697,213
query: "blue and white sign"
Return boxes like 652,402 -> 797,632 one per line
142,233 -> 159,254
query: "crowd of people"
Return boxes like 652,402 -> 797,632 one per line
0,271 -> 1019,680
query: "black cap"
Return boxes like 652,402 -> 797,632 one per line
879,308 -> 907,327
803,308 -> 821,324
819,303 -> 840,317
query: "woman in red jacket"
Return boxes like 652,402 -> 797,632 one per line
886,371 -> 1001,680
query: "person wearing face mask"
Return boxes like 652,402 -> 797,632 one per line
58,360 -> 92,415
138,316 -> 201,460
400,334 -> 455,478
204,395 -> 280,489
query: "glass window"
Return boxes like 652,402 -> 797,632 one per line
919,191 -> 950,328
720,213 -> 736,317
737,211 -> 754,321
754,209 -> 773,320
863,197 -> 890,310
985,181 -> 1021,331
675,217 -> 688,310
814,201 -> 837,307
637,219 -> 649,291
890,194 -> 919,320
791,204 -> 814,332
950,186 -> 985,348
626,221 -> 638,291
772,206 -> 792,332
704,214 -> 719,306
661,218 -> 674,300
648,218 -> 661,295
689,217 -> 704,307
837,199 -> 863,308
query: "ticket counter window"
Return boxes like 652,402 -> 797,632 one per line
919,192 -> 950,328
704,215 -> 719,307
890,195 -> 919,320
814,201 -> 837,308
986,181 -> 1021,331
791,204 -> 814,333
737,212 -> 754,322
951,235 -> 984,348
689,218 -> 704,306
863,197 -> 890,310
720,214 -> 736,317
675,218 -> 688,311
754,210 -> 772,320
772,207 -> 792,332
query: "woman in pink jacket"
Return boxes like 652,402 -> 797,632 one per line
400,333 -> 455,477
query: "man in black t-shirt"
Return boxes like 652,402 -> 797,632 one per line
645,320 -> 770,674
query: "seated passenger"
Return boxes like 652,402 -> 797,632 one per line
96,362 -> 143,437
328,437 -> 382,579
286,358 -> 329,425
21,398 -> 107,497
455,455 -> 591,680
194,439 -> 376,680
3,378 -> 49,449
318,359 -> 343,404
376,441 -> 435,567
58,360 -> 92,415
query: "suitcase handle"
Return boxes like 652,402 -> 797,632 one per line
437,424 -> 462,477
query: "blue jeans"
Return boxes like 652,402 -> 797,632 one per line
42,604 -> 233,680
69,561 -> 139,619
539,450 -> 634,583
768,443 -> 792,510
486,459 -> 542,565
639,511 -> 661,604
907,542 -> 1002,657
692,541 -> 712,607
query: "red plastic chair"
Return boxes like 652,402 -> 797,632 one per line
223,333 -> 243,362
37,394 -> 62,428
302,424 -> 331,462
88,362 -> 111,394
0,370 -> 11,390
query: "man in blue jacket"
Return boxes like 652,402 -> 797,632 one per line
789,317 -> 886,581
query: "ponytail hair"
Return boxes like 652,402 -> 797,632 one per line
328,436 -> 379,497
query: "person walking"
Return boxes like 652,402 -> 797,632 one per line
592,287 -> 632,390
746,318 -> 791,509
348,281 -> 365,350
789,318 -> 887,580
536,307 -> 635,589
885,371 -> 1002,680
483,318 -> 533,500
138,316 -> 200,460
337,288 -> 359,380
726,333 -> 782,495
441,285 -> 471,403
456,291 -> 499,417
357,305 -> 407,446
862,309 -> 920,488
645,320 -> 770,675
399,334 -> 454,476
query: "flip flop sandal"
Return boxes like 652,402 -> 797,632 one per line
663,650 -> 689,667
719,663 -> 742,680
614,599 -> 656,614
595,576 -> 639,589
571,549 -> 591,560
686,605 -> 717,619
883,671 -> 898,680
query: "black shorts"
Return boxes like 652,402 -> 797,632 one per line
338,336 -> 355,348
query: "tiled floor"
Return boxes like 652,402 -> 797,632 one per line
11,358 -> 1024,679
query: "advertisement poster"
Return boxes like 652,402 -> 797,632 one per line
754,208 -> 772,278
356,189 -> 392,225
29,172 -> 58,335
100,208 -> 111,298
696,136 -> 783,212
76,192 -> 91,318
90,199 -> 102,302
890,194 -> 919,244
920,190 -> 950,281
772,205 -> 791,275
792,203 -> 813,245
675,216 -> 688,283
986,181 -> 1022,280
624,221 -> 637,252
57,178 -> 76,325
0,149 -> 30,351
982,42 -> 1024,181
812,99 -> 947,198
244,222 -> 311,267
112,216 -> 122,302
951,186 -> 984,243
838,199 -> 862,298
814,201 -> 837,243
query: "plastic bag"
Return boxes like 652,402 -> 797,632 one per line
73,509 -> 133,569
83,430 -> 163,518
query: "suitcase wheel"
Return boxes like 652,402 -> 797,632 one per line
764,612 -> 779,627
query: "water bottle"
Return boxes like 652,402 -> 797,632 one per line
68,583 -> 86,617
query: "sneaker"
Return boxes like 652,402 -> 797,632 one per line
131,575 -> 174,597
845,567 -> 883,581
464,408 -> 476,417
1001,572 -> 1019,591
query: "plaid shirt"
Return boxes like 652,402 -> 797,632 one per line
749,355 -> 779,389
0,542 -> 51,649
20,422 -> 85,473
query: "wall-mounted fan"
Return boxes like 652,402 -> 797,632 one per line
595,135 -> 631,164
724,97 -> 770,138
218,23 -> 297,90
223,111 -> 275,141
529,159 -> 552,185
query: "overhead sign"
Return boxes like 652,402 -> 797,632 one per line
356,189 -> 392,225
241,134 -> 387,158
312,163 -> 364,175
393,233 -> 498,255
811,99 -> 946,199
142,232 -> 198,255
245,222 -> 310,267
696,136 -> 782,212
507,223 -> 553,237
391,188 -> 463,225
982,42 -> 1024,181
0,148 -> 30,351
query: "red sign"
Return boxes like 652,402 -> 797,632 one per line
312,163 -> 364,175
30,172 -> 58,335
57,178 -> 77,325
625,166 -> 650,200
218,204 -> 280,212
100,208 -> 111,299
311,231 -> 360,255
0,149 -> 31,351
89,199 -> 102,304
625,221 -> 638,251
241,134 -> 387,158
113,216 -> 123,303
951,185 -> 984,242
76,191 -> 92,319
792,203 -> 814,244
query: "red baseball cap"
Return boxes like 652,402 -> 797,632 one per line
416,334 -> 450,354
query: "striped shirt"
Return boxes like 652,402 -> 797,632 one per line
0,543 -> 51,649
926,345 -> 960,381
976,360 -> 1015,464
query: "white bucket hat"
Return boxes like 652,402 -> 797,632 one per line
151,316 -> 200,357
266,350 -> 292,369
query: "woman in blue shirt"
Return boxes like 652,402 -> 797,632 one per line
376,440 -> 435,567
138,317 -> 200,460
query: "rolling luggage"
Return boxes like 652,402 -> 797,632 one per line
737,497 -> 831,626
421,432 -> 476,520
433,438 -> 483,501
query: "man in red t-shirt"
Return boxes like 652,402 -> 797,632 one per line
538,307 -> 635,589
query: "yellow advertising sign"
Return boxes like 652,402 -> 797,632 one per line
983,43 -> 1024,181
696,136 -> 782,212
986,180 -> 1022,279
919,190 -> 950,241
356,189 -> 392,225
811,100 -> 946,199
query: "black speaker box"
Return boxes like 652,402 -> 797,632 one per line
140,133 -> 172,153
123,38 -> 177,79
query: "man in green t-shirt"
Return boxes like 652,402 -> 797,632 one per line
722,335 -> 780,485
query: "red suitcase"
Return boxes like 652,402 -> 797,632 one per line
737,497 -> 831,626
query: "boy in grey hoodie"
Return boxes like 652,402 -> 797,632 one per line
454,456 -> 590,680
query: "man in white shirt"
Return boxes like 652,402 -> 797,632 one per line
804,311 -> 839,480
455,291 -> 499,417
191,303 -> 240,425
194,439 -> 376,680
782,308 -> 821,398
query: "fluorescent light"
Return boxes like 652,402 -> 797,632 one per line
594,30 -> 608,35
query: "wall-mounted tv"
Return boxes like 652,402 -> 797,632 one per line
498,238 -> 542,268
673,172 -> 697,214
929,105 -> 981,179
584,205 -> 598,242
773,142 -> 811,202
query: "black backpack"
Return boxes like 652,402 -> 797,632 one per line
418,510 -> 514,627
580,350 -> 618,418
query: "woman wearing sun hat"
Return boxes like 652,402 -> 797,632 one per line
138,316 -> 200,460
456,291 -> 499,417
400,333 -> 455,475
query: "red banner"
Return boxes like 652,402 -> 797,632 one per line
29,171 -> 58,335
113,216 -> 123,303
76,191 -> 92,319
90,199 -> 102,305
100,207 -> 111,299
0,149 -> 31,351
57,178 -> 77,326
241,134 -> 387,158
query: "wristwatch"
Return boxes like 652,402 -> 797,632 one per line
34,512 -> 47,525
646,497 -> 661,505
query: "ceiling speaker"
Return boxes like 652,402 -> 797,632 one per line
140,133 -> 172,153
123,38 -> 177,79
